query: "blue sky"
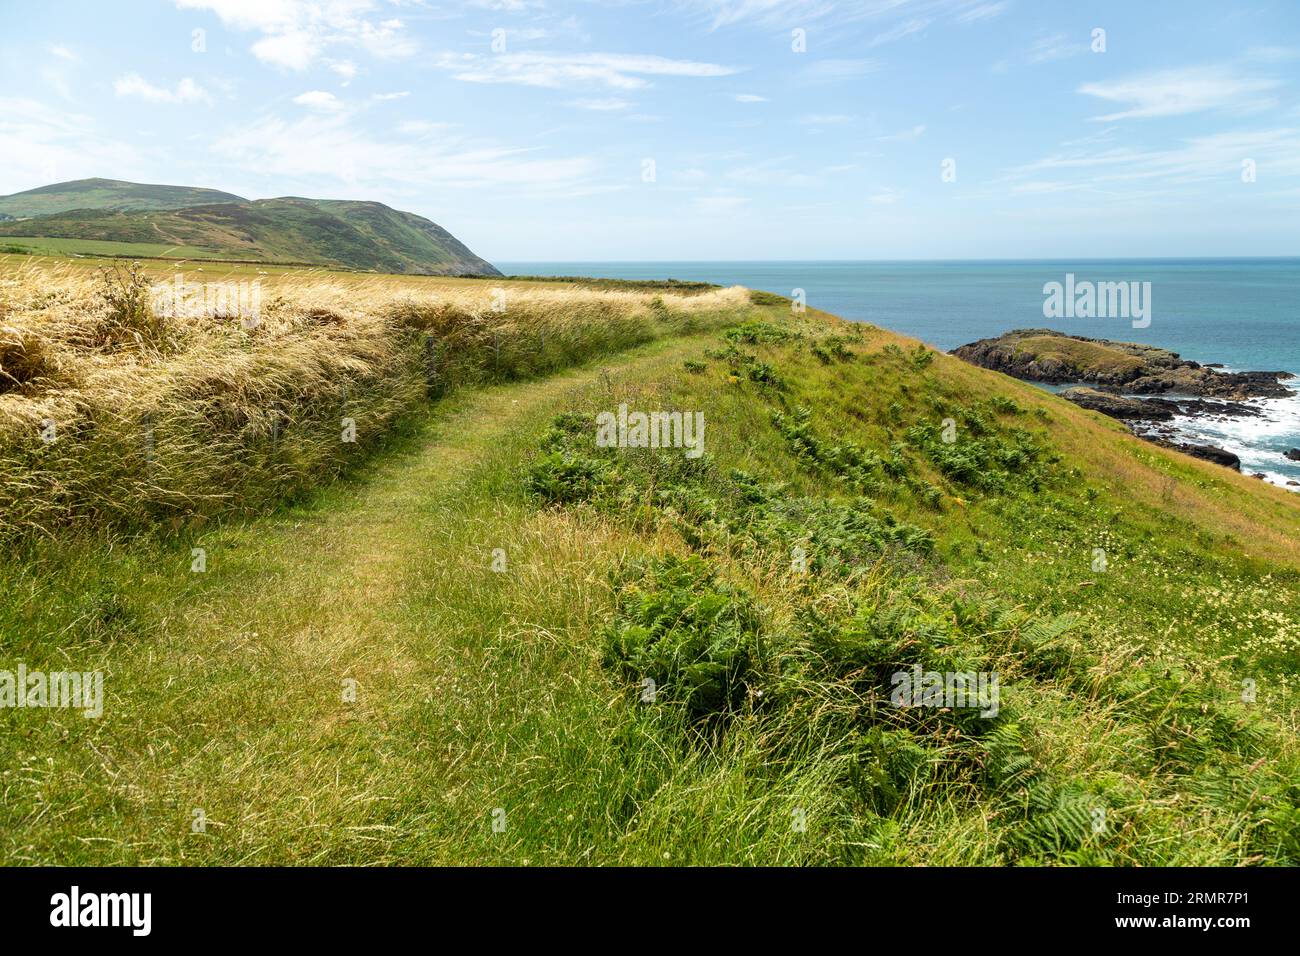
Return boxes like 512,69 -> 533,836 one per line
1,0 -> 1298,260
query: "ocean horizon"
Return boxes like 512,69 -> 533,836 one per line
501,258 -> 1300,487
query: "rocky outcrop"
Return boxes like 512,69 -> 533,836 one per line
951,329 -> 1292,475
1060,387 -> 1173,420
1180,444 -> 1242,470
953,329 -> 1294,399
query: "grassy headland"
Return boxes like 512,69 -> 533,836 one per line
1,255 -> 1297,865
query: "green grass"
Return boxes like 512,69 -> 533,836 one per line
1,301 -> 1298,865
1013,333 -> 1147,377
0,195 -> 499,275
0,236 -> 231,259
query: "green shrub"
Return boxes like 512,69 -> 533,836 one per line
603,555 -> 761,720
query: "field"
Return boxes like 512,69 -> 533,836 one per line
1,255 -> 1297,865
0,237 -> 231,260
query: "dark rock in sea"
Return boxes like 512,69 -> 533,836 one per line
1285,448 -> 1300,461
1060,387 -> 1174,420
1288,480 -> 1299,487
1179,444 -> 1242,470
1174,398 -> 1262,418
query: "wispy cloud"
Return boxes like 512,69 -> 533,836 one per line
114,74 -> 212,105
211,112 -> 599,193
0,98 -> 141,194
734,93 -> 768,102
433,52 -> 739,90
174,0 -> 416,70
1026,32 -> 1088,64
293,90 -> 345,112
868,18 -> 932,48
876,123 -> 926,142
329,60 -> 358,84
1079,65 -> 1281,121
1000,127 -> 1300,193
955,2 -> 1009,23
48,44 -> 78,61
684,0 -> 1009,31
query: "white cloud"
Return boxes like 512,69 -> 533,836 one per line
433,52 -> 739,90
329,60 -> 358,84
868,18 -> 932,48
293,90 -> 344,111
373,91 -> 411,101
687,1 -> 837,31
1026,32 -> 1087,65
734,93 -> 767,102
466,0 -> 547,10
114,74 -> 213,105
174,0 -> 416,71
211,112 -> 599,193
955,2 -> 1009,23
0,98 -> 141,194
685,0 -> 1009,31
253,31 -> 319,70
876,123 -> 926,142
1000,127 -> 1300,193
48,45 -> 78,61
568,97 -> 631,111
1079,65 -> 1281,121
868,186 -> 899,204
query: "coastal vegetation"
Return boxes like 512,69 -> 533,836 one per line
1,253 -> 1297,865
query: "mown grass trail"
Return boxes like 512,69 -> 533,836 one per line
1,335 -> 711,864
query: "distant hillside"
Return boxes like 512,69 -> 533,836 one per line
0,178 -> 245,219
0,179 -> 500,276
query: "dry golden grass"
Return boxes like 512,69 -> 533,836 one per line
0,257 -> 752,541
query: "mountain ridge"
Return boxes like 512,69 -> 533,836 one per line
0,178 -> 500,276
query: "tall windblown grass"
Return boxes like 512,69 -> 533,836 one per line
0,260 -> 752,541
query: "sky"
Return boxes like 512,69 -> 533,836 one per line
1,0 -> 1298,260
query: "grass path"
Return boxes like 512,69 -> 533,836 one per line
2,335 -> 704,865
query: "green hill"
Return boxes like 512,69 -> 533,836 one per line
0,177 -> 244,219
0,179 -> 500,275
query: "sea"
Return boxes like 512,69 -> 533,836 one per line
499,259 -> 1300,489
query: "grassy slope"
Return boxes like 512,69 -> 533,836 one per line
0,199 -> 500,276
1,296 -> 1298,865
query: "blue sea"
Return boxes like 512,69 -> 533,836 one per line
500,259 -> 1300,488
